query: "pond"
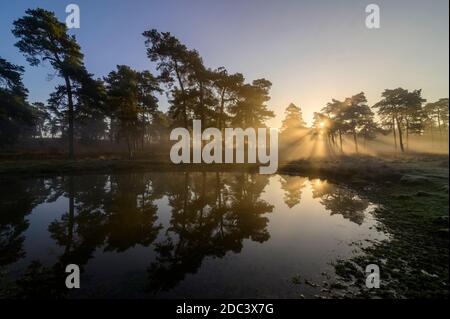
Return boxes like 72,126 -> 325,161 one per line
0,172 -> 389,298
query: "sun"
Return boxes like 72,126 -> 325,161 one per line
319,121 -> 326,128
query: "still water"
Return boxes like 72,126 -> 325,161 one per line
0,172 -> 388,298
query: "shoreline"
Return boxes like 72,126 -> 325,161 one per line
0,154 -> 447,181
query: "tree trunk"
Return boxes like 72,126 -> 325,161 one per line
64,76 -> 75,159
430,124 -> 434,145
220,90 -> 227,160
219,89 -> 226,130
199,81 -> 205,124
406,118 -> 409,151
396,116 -> 404,152
126,135 -> 132,159
339,130 -> 343,153
392,115 -> 397,152
437,110 -> 442,146
174,61 -> 188,128
353,130 -> 358,153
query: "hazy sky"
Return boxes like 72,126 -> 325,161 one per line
1,0 -> 448,126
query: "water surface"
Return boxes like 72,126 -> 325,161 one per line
0,172 -> 388,298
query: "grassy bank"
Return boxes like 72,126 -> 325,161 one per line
280,155 -> 449,298
1,153 -> 446,178
338,176 -> 449,298
0,159 -> 261,176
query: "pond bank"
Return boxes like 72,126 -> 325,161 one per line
0,159 -> 260,176
1,154 -> 447,179
281,155 -> 449,298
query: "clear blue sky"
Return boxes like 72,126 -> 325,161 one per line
1,0 -> 448,126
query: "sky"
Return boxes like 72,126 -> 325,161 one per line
1,0 -> 448,127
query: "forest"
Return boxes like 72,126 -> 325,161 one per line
1,8 -> 448,161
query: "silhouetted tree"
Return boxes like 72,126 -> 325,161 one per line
404,90 -> 426,149
229,79 -> 275,128
341,93 -> 371,153
30,102 -> 50,138
373,88 -> 425,152
0,57 -> 34,146
143,29 -> 192,128
211,67 -> 244,129
149,110 -> 173,143
281,103 -> 307,133
12,8 -> 89,158
424,98 -> 449,144
104,65 -> 160,158
46,75 -> 107,142
322,99 -> 346,152
185,50 -> 215,126
75,77 -> 108,143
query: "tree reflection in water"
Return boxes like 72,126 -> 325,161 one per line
0,172 -> 375,298
279,175 -> 307,208
311,179 -> 369,225
0,177 -> 51,267
146,172 -> 274,293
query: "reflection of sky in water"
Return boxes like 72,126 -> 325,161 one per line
1,173 -> 388,298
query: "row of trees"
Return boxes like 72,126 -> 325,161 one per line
0,57 -> 34,145
280,90 -> 448,153
1,8 -> 274,158
1,8 -> 448,157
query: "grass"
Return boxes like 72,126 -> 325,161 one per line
280,154 -> 449,299
329,179 -> 449,298
0,159 -> 260,176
